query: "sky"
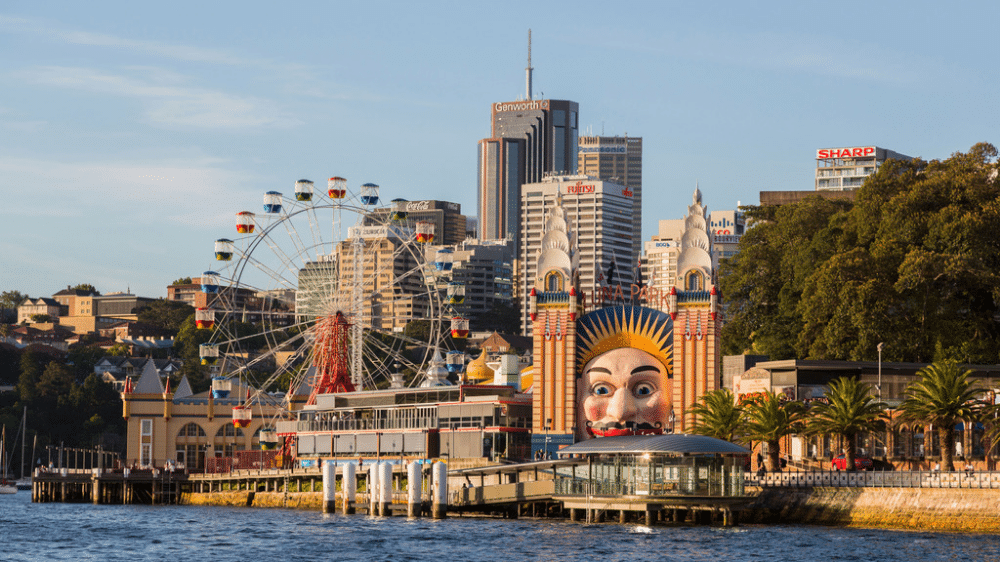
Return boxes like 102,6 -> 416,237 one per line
1,1 -> 998,300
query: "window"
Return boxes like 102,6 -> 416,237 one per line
140,419 -> 153,467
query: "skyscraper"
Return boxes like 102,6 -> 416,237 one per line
577,135 -> 642,261
477,33 -> 579,244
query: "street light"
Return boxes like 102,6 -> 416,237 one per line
876,342 -> 883,402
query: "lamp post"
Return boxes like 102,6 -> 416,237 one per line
876,342 -> 883,403
877,342 -> 884,459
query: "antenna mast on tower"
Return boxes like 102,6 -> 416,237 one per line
526,29 -> 533,100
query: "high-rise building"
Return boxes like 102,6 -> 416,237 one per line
297,225 -> 428,331
577,135 -> 642,260
477,35 -> 579,244
815,146 -> 911,191
444,239 -> 514,330
519,174 -> 638,335
478,99 -> 580,242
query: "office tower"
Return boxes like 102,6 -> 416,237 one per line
815,146 -> 911,191
519,174 -> 638,335
477,34 -> 579,244
578,135 -> 642,260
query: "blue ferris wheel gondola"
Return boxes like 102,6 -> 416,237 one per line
263,191 -> 283,213
360,183 -> 380,205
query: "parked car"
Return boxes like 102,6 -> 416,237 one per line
831,455 -> 873,470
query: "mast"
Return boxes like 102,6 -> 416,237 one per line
525,29 -> 533,101
20,407 -> 26,479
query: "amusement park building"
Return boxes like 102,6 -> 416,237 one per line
730,358 -> 1000,470
120,361 -> 305,470
280,385 -> 533,463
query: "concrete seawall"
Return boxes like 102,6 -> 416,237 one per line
181,487 -> 1000,533
744,487 -> 1000,533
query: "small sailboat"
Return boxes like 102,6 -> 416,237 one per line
1,426 -> 17,494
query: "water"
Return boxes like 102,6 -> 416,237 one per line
3,492 -> 999,562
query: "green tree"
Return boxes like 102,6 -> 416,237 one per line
171,277 -> 193,285
720,197 -> 851,358
742,391 -> 807,471
17,350 -> 45,402
36,361 -> 75,398
71,284 -> 100,295
806,377 -> 886,470
106,342 -> 130,357
136,299 -> 194,334
898,361 -> 981,471
723,143 -> 1000,364
0,290 -> 27,322
690,388 -> 743,443
29,314 -> 52,323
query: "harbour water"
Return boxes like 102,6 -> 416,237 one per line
3,492 -> 999,562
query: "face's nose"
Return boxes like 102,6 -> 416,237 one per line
605,386 -> 637,422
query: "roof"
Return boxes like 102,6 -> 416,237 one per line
558,434 -> 750,456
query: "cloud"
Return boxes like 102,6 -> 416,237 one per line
19,65 -> 301,129
0,155 -> 252,227
0,15 -> 252,66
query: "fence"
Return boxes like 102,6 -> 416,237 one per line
748,470 -> 1000,489
205,450 -> 282,474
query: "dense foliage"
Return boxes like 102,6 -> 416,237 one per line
721,143 -> 1000,363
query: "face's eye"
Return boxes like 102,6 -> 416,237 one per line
632,381 -> 656,397
590,382 -> 614,396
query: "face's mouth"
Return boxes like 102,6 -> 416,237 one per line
587,420 -> 662,438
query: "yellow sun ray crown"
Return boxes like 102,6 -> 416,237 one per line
576,306 -> 673,377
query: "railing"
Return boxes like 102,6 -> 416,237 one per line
747,470 -> 1000,489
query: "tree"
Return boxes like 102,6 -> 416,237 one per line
720,197 -> 851,358
742,391 -> 807,471
36,361 -> 75,398
136,299 -> 194,334
29,314 -> 52,323
172,277 -> 192,285
71,284 -> 100,295
106,342 -> 130,357
898,361 -> 981,471
690,388 -> 743,443
0,290 -> 27,322
722,143 -> 1000,364
806,377 -> 886,470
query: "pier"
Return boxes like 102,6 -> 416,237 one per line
32,467 -> 184,505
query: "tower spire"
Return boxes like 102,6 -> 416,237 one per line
526,29 -> 533,100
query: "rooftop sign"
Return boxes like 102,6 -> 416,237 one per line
817,146 -> 876,159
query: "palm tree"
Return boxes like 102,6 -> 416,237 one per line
690,388 -> 743,443
807,377 -> 886,471
898,361 -> 981,471
742,391 -> 807,471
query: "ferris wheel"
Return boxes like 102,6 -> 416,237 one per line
197,178 -> 455,424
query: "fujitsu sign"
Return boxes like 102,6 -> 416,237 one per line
817,146 -> 876,159
565,181 -> 595,194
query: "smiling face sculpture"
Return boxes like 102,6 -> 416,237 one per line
575,306 -> 673,440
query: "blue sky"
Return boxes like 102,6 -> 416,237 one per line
2,1 -> 997,300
